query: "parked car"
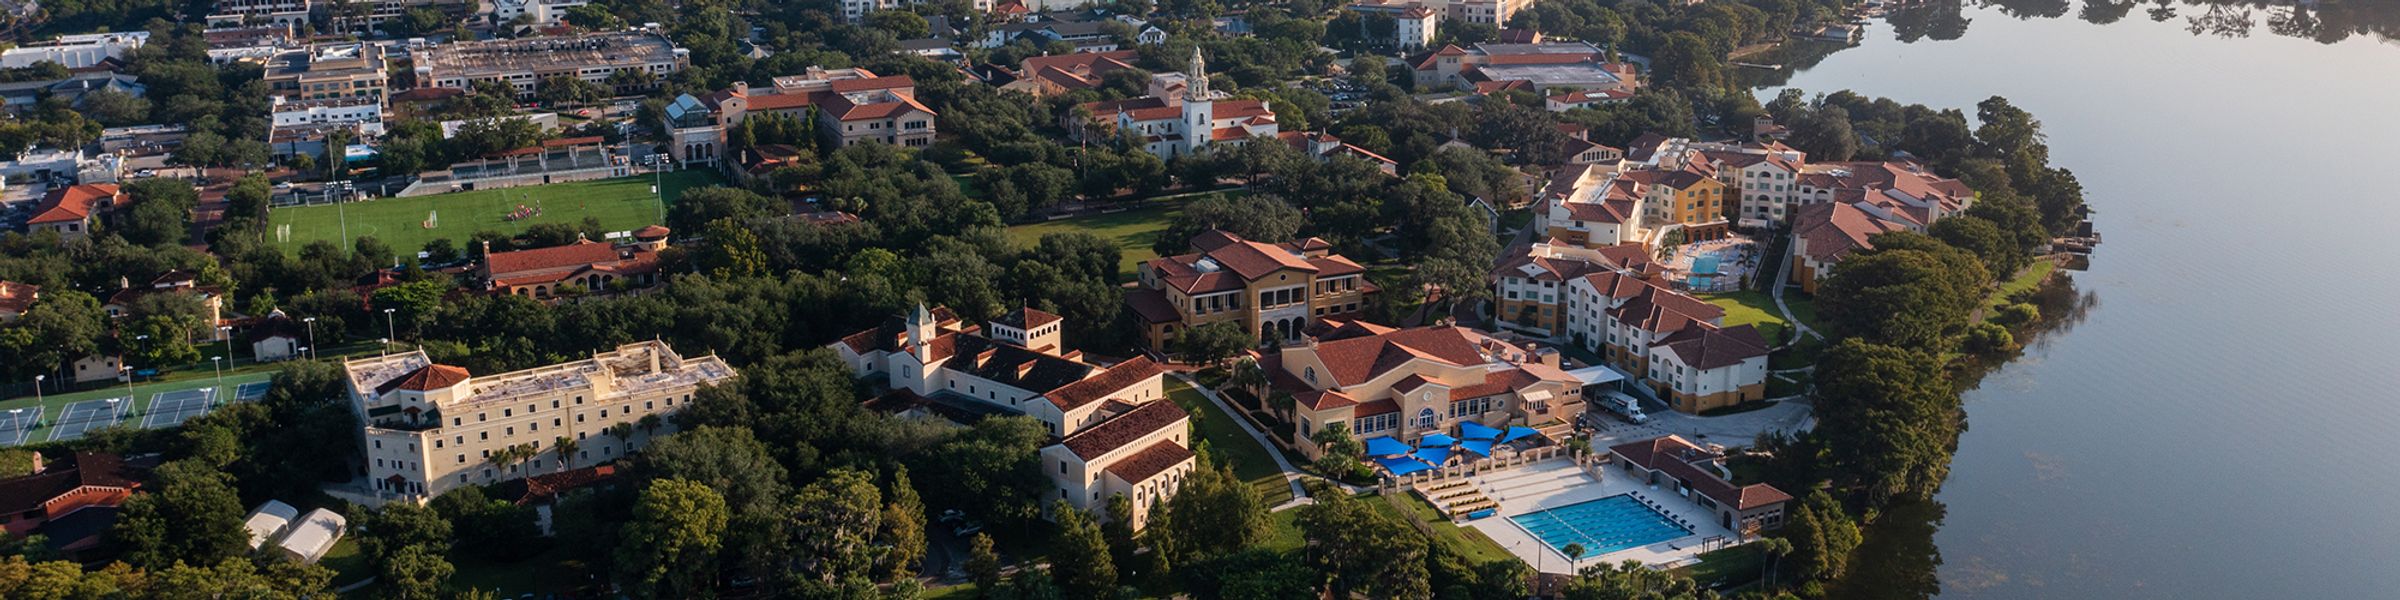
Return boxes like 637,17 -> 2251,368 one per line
950,521 -> 984,538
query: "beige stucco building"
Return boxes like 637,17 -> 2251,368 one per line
831,306 -> 1194,530
344,341 -> 736,504
1273,324 -> 1587,460
1125,230 -> 1376,351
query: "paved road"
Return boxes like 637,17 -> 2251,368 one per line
1584,397 -> 1814,451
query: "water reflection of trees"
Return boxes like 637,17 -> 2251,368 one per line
1881,1 -> 2400,44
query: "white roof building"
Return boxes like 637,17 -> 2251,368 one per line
243,500 -> 300,549
275,508 -> 346,564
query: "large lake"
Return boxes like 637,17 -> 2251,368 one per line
1755,3 -> 2400,598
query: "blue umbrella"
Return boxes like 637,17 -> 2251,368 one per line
1501,426 -> 1539,443
1459,440 -> 1494,457
1413,445 -> 1452,466
1377,456 -> 1434,476
1459,421 -> 1501,440
1419,433 -> 1459,448
1364,436 -> 1411,457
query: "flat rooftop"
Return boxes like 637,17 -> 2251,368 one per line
1474,63 -> 1623,88
418,32 -> 681,79
346,340 -> 737,415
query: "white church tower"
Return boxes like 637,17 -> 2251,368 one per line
1179,46 -> 1215,157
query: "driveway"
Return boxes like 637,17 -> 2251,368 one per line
1584,398 -> 1813,451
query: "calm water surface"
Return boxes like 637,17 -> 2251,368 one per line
1758,4 -> 2400,598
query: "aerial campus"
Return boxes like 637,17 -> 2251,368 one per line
0,0 -> 2101,597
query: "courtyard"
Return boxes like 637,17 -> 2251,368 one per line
1665,235 -> 1764,293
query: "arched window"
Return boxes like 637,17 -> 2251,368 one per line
1415,408 -> 1437,430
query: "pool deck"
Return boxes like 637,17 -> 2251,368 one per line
1462,459 -> 1742,573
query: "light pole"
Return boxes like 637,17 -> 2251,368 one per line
382,308 -> 397,345
218,325 -> 233,369
210,356 -> 224,399
302,317 -> 318,360
648,153 -> 672,224
31,374 -> 43,410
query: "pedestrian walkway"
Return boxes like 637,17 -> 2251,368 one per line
1171,372 -> 1309,504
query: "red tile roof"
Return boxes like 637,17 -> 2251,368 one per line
28,184 -> 120,225
1045,356 -> 1162,411
0,453 -> 139,516
1060,400 -> 1188,459
497,464 -> 619,505
1658,324 -> 1769,370
376,363 -> 471,395
1304,326 -> 1498,388
484,241 -> 626,275
0,281 -> 36,315
1791,202 -> 1910,263
1103,439 -> 1194,483
1609,435 -> 1792,510
1123,289 -> 1181,324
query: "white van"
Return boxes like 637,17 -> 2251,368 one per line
1600,392 -> 1650,424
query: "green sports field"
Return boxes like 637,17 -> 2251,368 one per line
266,171 -> 724,254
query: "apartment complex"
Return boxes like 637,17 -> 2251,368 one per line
209,0 -> 311,27
1787,201 -> 1912,294
1272,324 -> 1588,459
831,306 -> 1194,530
1124,230 -> 1376,351
1533,160 -> 1731,251
1491,239 -> 1656,338
344,341 -> 737,504
264,43 -> 389,100
415,31 -> 686,100
1354,0 -> 1523,30
1561,270 -> 1768,413
270,95 -> 386,136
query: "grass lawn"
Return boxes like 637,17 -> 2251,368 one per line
1376,492 -> 1515,565
266,170 -> 724,255
1697,291 -> 1790,344
1983,260 -> 2058,316
1004,204 -> 1184,278
1672,544 -> 1765,590
320,537 -> 370,587
925,583 -> 981,599
445,546 -> 584,596
1166,380 -> 1295,506
1261,508 -> 1306,552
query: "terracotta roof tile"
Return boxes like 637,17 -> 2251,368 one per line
1045,356 -> 1162,411
1103,439 -> 1194,483
376,364 -> 471,395
28,184 -> 120,224
1061,400 -> 1188,459
1609,435 -> 1791,510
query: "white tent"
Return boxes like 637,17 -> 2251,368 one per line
242,500 -> 300,550
275,508 -> 346,564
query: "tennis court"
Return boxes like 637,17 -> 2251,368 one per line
236,382 -> 273,401
144,388 -> 217,429
0,407 -> 41,447
48,398 -> 131,442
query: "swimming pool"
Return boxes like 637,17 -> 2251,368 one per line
1508,494 -> 1692,557
1690,254 -> 1723,276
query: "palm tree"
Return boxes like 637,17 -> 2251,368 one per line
637,414 -> 663,440
1562,543 -> 1586,565
552,436 -> 580,472
606,422 -> 635,454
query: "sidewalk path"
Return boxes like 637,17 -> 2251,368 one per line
1769,237 -> 1822,341
1171,373 -> 1308,504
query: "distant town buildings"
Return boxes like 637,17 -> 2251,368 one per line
1411,42 -> 1639,95
0,32 -> 148,70
344,341 -> 737,503
414,31 -> 686,100
264,43 -> 389,100
665,66 -> 936,166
